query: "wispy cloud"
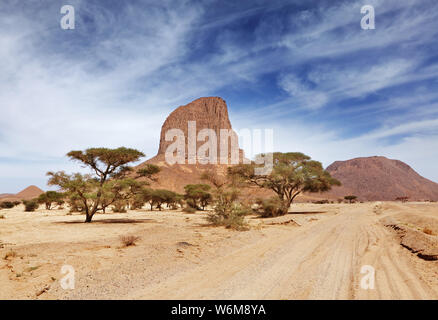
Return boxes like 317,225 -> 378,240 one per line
1,0 -> 438,191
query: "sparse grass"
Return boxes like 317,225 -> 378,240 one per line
119,235 -> 140,247
4,250 -> 16,260
26,266 -> 40,272
423,227 -> 435,236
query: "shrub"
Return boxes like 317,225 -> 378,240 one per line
0,201 -> 15,209
423,227 -> 434,235
207,203 -> 250,230
0,214 -> 5,219
313,199 -> 329,204
23,200 -> 39,212
4,250 -> 16,260
119,235 -> 140,247
256,197 -> 288,218
182,206 -> 196,213
112,200 -> 127,213
344,195 -> 358,204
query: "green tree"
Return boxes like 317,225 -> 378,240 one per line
37,191 -> 64,210
184,184 -> 212,210
344,195 -> 357,204
228,152 -> 341,216
47,147 -> 145,222
145,189 -> 180,211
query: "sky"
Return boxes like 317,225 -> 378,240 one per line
1,0 -> 438,193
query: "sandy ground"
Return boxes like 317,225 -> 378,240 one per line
0,202 -> 437,300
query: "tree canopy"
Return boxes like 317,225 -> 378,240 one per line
48,147 -> 147,222
228,152 -> 341,215
184,184 -> 212,210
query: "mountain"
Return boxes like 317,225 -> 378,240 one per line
325,156 -> 438,201
0,185 -> 44,201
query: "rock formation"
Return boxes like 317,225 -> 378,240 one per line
157,97 -> 241,160
135,97 -> 244,193
325,156 -> 438,201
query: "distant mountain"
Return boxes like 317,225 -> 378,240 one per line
0,185 -> 44,201
325,156 -> 438,201
15,185 -> 44,200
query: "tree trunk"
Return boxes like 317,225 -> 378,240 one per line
85,213 -> 92,223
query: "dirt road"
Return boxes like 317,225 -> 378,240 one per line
1,203 -> 437,299
130,204 -> 438,299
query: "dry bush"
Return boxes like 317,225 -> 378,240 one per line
0,201 -> 15,209
182,206 -> 196,213
0,214 -> 5,219
112,201 -> 127,213
423,227 -> 434,236
313,199 -> 330,204
255,197 -> 288,218
119,235 -> 140,247
207,203 -> 250,231
4,250 -> 16,260
23,200 -> 39,212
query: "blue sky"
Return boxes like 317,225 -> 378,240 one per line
1,0 -> 438,192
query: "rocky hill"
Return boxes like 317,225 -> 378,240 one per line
325,156 -> 438,201
0,185 -> 44,201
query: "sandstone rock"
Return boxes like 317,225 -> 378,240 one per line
157,97 -> 243,162
135,97 -> 245,193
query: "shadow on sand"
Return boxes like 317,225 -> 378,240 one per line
288,211 -> 327,215
54,218 -> 156,225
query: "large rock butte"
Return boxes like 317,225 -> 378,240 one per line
157,97 -> 241,159
135,97 -> 245,193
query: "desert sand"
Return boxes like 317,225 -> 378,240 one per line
0,202 -> 437,300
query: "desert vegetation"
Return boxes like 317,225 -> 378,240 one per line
46,147 -> 157,222
119,235 -> 141,247
229,152 -> 341,217
0,201 -> 20,209
184,184 -> 212,210
200,170 -> 251,230
37,191 -> 65,210
344,195 -> 358,203
23,200 -> 39,212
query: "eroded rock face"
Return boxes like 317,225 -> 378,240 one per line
135,97 -> 244,193
157,97 -> 242,162
326,156 -> 438,201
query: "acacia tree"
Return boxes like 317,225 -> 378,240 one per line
184,184 -> 212,210
47,147 -> 145,222
344,195 -> 357,204
37,191 -> 64,210
228,152 -> 341,216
